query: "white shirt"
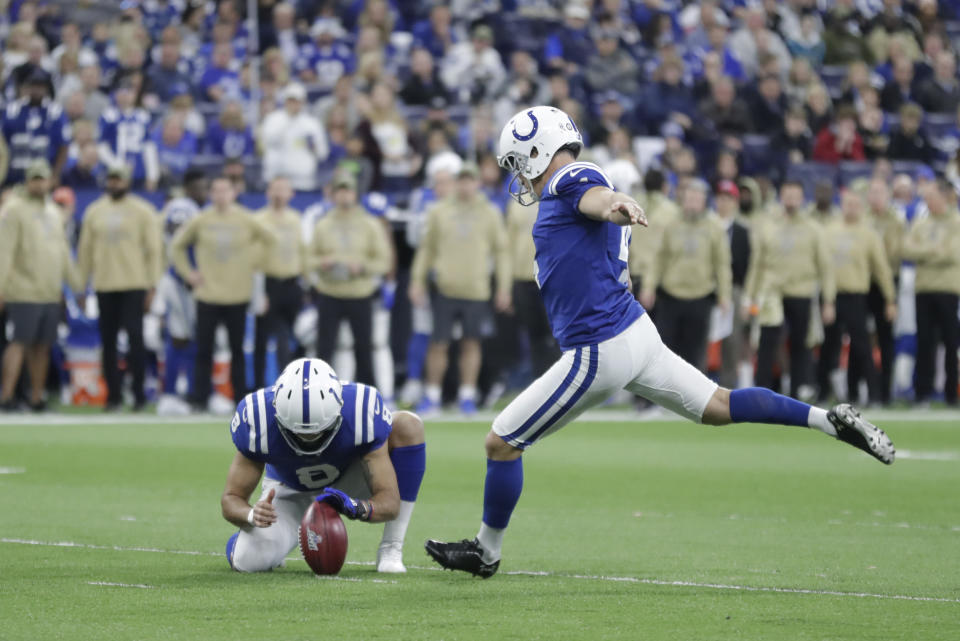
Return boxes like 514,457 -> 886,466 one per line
440,42 -> 505,96
260,107 -> 329,191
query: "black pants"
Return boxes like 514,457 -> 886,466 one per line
757,296 -> 811,398
316,293 -> 374,386
915,292 -> 959,405
513,280 -> 560,378
865,281 -> 895,404
654,290 -> 713,371
194,301 -> 247,405
96,290 -> 146,405
253,277 -> 302,389
817,293 -> 875,403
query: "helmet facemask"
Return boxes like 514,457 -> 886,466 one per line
499,149 -> 540,206
275,410 -> 342,456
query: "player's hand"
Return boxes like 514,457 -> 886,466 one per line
640,291 -> 656,310
250,488 -> 278,528
885,302 -> 897,322
494,291 -> 511,313
740,301 -> 754,321
822,302 -> 836,326
408,283 -> 427,307
609,201 -> 648,227
143,288 -> 155,312
187,270 -> 204,288
316,488 -> 369,520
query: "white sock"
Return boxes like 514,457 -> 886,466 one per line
476,523 -> 504,564
458,385 -> 477,402
425,385 -> 441,403
380,500 -> 415,547
807,407 -> 837,437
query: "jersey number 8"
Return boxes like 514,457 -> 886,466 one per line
295,464 -> 341,489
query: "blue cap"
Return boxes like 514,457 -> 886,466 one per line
594,90 -> 623,105
661,121 -> 685,140
916,165 -> 935,181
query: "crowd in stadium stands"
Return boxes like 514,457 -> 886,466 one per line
0,0 -> 959,416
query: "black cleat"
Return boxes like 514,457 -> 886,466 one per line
828,403 -> 895,465
425,538 -> 500,578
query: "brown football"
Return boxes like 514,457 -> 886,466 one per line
298,501 -> 348,575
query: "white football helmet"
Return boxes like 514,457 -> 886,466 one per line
272,358 -> 344,456
497,105 -> 583,205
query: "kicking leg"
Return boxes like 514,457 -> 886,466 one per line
630,314 -> 894,464
377,411 -> 426,573
426,344 -> 611,577
700,387 -> 894,464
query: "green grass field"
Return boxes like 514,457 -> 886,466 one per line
1,414 -> 959,640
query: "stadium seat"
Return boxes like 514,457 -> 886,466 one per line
837,161 -> 874,186
889,161 -> 924,179
923,112 -> 956,140
740,134 -> 772,176
819,66 -> 848,100
786,162 -> 837,196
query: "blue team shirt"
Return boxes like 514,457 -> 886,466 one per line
1,98 -> 70,184
295,42 -> 355,92
204,121 -> 255,159
533,161 -> 644,350
98,107 -> 152,182
231,383 -> 392,492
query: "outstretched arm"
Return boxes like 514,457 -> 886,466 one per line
578,186 -> 648,227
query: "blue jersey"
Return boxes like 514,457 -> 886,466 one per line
98,107 -> 152,182
153,129 -> 197,178
534,161 -> 644,350
1,98 -> 70,184
198,67 -> 241,102
162,197 -> 201,280
204,121 -> 255,159
231,383 -> 392,492
295,42 -> 355,92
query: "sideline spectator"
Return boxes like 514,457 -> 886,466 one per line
816,189 -> 896,404
171,176 -> 275,410
715,180 -> 751,390
409,163 -> 509,415
901,178 -> 960,407
641,180 -> 732,371
309,171 -> 390,387
0,160 -> 81,411
253,177 -> 306,389
744,181 -> 835,400
77,164 -> 162,411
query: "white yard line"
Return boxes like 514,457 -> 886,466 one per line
0,467 -> 25,474
896,450 -> 960,461
3,537 -> 957,604
2,407 -> 959,426
87,581 -> 155,589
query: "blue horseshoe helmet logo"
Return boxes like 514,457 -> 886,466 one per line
512,110 -> 539,141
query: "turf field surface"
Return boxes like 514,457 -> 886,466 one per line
1,413 -> 958,640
